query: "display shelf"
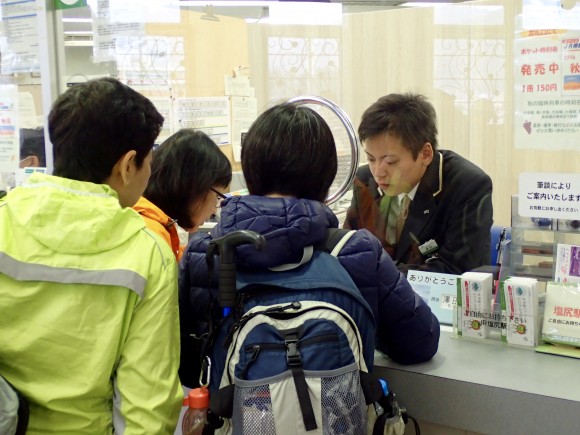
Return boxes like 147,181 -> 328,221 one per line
509,195 -> 580,282
511,264 -> 553,280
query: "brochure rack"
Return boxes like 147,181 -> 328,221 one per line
508,195 -> 580,282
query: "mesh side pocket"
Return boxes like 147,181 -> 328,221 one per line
321,369 -> 367,435
232,384 -> 276,435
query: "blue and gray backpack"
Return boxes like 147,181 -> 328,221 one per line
203,229 -> 384,435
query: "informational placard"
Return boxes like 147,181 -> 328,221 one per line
0,85 -> 19,173
407,270 -> 459,325
175,97 -> 230,145
14,166 -> 46,187
0,0 -> 40,73
148,96 -> 174,145
18,92 -> 40,128
231,96 -> 257,162
224,75 -> 252,97
115,36 -> 185,87
518,172 -> 580,219
90,0 -> 180,62
91,0 -> 145,63
104,0 -> 179,24
514,28 -> 580,150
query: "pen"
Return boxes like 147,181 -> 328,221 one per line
496,227 -> 506,266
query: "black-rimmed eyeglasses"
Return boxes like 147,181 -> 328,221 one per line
210,187 -> 228,208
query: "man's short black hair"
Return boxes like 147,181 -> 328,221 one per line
358,93 -> 438,159
242,102 -> 337,203
49,77 -> 163,183
144,129 -> 232,230
20,127 -> 46,167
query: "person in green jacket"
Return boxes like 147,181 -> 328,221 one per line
0,78 -> 182,434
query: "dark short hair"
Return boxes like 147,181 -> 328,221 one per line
20,127 -> 46,167
48,77 -> 163,183
358,93 -> 438,159
144,129 -> 232,229
242,102 -> 337,202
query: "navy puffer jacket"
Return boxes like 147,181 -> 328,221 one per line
178,195 -> 440,387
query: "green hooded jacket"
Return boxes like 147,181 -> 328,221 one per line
0,173 -> 182,434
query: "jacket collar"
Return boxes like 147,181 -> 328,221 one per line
417,151 -> 444,198
133,196 -> 175,228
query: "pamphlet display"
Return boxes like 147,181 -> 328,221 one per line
501,277 -> 540,347
456,272 -> 494,339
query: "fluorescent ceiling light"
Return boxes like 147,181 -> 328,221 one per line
180,1 -> 271,6
269,2 -> 342,25
64,31 -> 93,35
64,40 -> 94,47
403,2 -> 454,6
434,5 -> 503,25
62,18 -> 93,23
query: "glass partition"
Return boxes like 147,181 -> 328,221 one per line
4,0 -> 577,226
0,0 -> 53,190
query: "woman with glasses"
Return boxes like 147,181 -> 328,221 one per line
133,129 -> 231,261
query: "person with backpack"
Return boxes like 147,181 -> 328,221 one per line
0,78 -> 182,434
178,102 -> 440,433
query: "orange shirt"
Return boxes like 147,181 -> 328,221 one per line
133,196 -> 184,261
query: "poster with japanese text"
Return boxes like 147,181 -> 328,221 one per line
231,96 -> 257,163
407,270 -> 459,325
542,282 -> 580,346
0,0 -> 40,74
0,85 -> 19,173
514,28 -> 580,149
88,0 -> 180,63
519,172 -> 580,219
175,97 -> 231,146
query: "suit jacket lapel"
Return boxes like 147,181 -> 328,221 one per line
396,152 -> 443,260
367,177 -> 389,243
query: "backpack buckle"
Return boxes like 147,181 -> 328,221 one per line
285,339 -> 302,366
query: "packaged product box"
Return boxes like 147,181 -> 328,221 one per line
503,277 -> 539,346
554,243 -> 580,284
541,281 -> 580,347
458,272 -> 493,339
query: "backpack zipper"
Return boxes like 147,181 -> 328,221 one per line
225,301 -> 302,347
239,333 -> 340,379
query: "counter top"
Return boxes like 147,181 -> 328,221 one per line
373,328 -> 580,434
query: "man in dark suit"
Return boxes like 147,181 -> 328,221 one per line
344,93 -> 493,275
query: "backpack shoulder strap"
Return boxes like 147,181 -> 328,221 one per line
268,228 -> 356,272
319,228 -> 356,256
